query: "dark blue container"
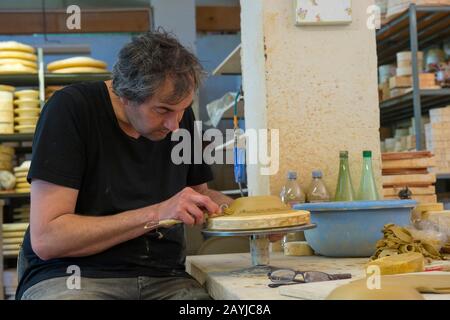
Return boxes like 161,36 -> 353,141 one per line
293,200 -> 417,257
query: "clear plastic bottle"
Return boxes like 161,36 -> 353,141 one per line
280,171 -> 306,207
357,150 -> 380,200
335,151 -> 356,201
280,171 -> 306,248
307,170 -> 331,203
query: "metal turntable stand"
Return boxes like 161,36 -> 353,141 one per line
202,224 -> 316,266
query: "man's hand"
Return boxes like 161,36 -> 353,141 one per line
155,187 -> 220,226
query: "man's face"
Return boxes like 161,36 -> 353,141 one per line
123,79 -> 194,141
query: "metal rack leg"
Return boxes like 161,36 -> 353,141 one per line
409,4 -> 423,150
249,235 -> 270,266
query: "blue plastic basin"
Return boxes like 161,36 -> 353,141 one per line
293,200 -> 417,257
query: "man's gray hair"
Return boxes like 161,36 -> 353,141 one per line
112,29 -> 205,105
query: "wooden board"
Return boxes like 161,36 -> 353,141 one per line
196,6 -> 240,33
382,157 -> 436,169
383,186 -> 436,196
382,151 -> 432,161
382,168 -> 429,175
382,174 -> 436,187
207,211 -> 310,231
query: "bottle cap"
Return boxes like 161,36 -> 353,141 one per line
339,151 -> 349,158
312,170 -> 322,178
287,171 -> 297,179
363,150 -> 372,157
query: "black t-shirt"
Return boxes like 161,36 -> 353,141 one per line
16,81 -> 213,299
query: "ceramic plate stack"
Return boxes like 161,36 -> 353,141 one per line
13,89 -> 40,134
3,269 -> 18,300
13,160 -> 30,193
13,205 -> 30,223
47,56 -> 108,73
2,223 -> 28,257
0,41 -> 37,74
0,145 -> 14,172
0,85 -> 15,134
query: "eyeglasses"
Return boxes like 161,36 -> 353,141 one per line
267,268 -> 352,288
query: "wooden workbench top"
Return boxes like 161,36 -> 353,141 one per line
186,252 -> 450,300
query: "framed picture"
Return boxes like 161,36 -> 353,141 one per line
295,0 -> 352,25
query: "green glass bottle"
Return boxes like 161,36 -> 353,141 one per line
335,151 -> 355,201
357,150 -> 380,200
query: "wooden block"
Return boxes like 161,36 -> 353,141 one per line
383,186 -> 436,196
389,74 -> 436,89
382,173 -> 436,187
422,210 -> 450,220
389,76 -> 412,88
382,151 -> 432,161
382,168 -> 429,175
196,6 -> 240,32
382,157 -> 436,169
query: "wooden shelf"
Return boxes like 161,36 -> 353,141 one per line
0,192 -> 30,199
380,89 -> 450,124
0,133 -> 33,142
212,44 -> 241,76
377,5 -> 450,66
0,73 -> 111,86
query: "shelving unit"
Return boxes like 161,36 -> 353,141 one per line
376,4 -> 450,149
0,47 -> 112,295
380,89 -> 450,124
0,73 -> 111,87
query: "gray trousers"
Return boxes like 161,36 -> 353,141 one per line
21,276 -> 211,300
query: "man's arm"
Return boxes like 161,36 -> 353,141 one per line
31,180 -> 219,261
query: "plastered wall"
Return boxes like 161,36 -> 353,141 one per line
241,0 -> 381,197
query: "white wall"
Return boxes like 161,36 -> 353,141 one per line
150,0 -> 197,53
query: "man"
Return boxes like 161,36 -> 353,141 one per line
16,30 -> 234,300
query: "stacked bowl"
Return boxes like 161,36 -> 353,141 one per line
0,41 -> 37,74
13,89 -> 40,133
13,160 -> 31,193
0,85 -> 15,134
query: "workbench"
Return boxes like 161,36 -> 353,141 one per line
186,252 -> 450,300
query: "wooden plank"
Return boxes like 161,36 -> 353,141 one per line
382,168 -> 429,175
0,8 -> 151,34
382,173 -> 436,186
196,6 -> 240,32
383,186 -> 436,196
382,151 -> 432,161
382,157 -> 436,169
384,194 -> 438,203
